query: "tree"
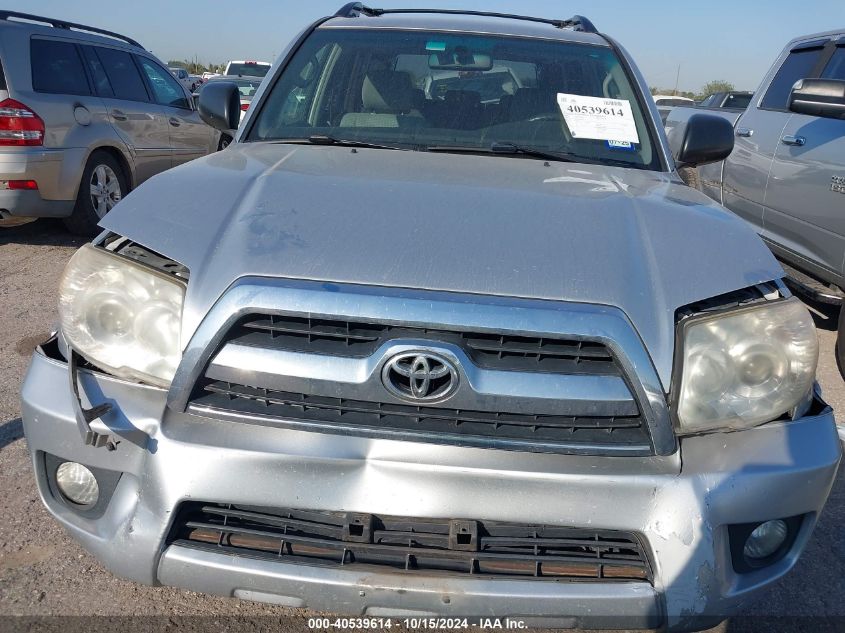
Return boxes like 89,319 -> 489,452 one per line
699,80 -> 735,98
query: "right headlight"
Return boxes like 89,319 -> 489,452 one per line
58,244 -> 185,387
675,297 -> 818,434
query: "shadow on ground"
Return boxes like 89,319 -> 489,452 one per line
0,219 -> 86,248
0,418 -> 24,450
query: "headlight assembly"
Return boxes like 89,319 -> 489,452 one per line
58,244 -> 185,387
675,298 -> 818,434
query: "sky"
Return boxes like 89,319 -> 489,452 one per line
15,0 -> 845,93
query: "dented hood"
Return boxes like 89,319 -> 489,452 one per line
101,143 -> 782,387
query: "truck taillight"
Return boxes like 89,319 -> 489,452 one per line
240,103 -> 249,112
0,99 -> 45,146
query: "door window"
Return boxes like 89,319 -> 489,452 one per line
760,47 -> 825,110
79,46 -> 113,97
139,58 -> 191,109
30,39 -> 90,95
95,47 -> 149,102
821,47 -> 845,80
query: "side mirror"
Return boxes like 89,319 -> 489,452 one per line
670,113 -> 734,168
789,78 -> 845,120
198,81 -> 240,133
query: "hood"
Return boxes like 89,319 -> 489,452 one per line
101,143 -> 782,388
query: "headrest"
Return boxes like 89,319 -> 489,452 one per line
508,88 -> 556,120
444,90 -> 482,107
362,70 -> 415,113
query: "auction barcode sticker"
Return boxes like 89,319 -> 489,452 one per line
557,93 -> 640,144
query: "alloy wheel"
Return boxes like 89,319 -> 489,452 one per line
89,164 -> 122,218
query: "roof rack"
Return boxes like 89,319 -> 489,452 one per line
333,4 -> 597,33
0,10 -> 143,49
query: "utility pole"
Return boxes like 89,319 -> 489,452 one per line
673,64 -> 680,96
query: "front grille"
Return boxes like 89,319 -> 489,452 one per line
170,503 -> 652,583
231,315 -> 621,376
191,380 -> 650,453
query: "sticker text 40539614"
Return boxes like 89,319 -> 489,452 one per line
556,93 -> 640,145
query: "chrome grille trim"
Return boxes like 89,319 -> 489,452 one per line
168,278 -> 675,456
205,341 -> 638,417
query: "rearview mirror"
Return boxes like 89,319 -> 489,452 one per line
670,113 -> 734,168
198,81 -> 240,133
428,49 -> 493,71
789,78 -> 845,120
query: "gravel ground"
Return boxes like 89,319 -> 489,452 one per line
0,220 -> 842,633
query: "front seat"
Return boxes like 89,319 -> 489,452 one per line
340,70 -> 424,128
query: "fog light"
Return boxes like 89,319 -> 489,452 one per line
55,462 -> 99,506
743,519 -> 788,560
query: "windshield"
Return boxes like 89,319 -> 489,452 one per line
247,29 -> 660,170
227,62 -> 271,78
654,98 -> 691,107
204,77 -> 262,98
724,93 -> 752,109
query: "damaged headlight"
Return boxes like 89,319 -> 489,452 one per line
58,244 -> 185,387
675,298 -> 818,434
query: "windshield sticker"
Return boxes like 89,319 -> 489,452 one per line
557,94 -> 640,144
426,41 -> 447,51
606,140 -> 636,151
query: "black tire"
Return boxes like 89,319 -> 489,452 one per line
678,166 -> 701,190
218,134 -> 233,151
837,305 -> 845,379
63,151 -> 128,236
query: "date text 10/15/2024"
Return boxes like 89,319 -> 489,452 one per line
307,618 -> 530,629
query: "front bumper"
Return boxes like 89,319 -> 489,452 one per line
21,345 -> 842,631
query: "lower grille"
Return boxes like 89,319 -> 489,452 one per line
170,503 -> 652,582
191,380 -> 651,453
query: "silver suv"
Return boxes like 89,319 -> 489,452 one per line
0,11 -> 220,234
21,5 -> 841,631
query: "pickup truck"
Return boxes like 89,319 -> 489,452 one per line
697,90 -> 753,110
666,29 -> 845,368
21,6 -> 840,632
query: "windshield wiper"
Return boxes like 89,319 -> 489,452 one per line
426,142 -> 579,163
272,135 -> 406,151
426,142 -> 643,168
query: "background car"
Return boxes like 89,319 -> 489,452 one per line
652,94 -> 695,107
697,90 -> 754,109
0,11 -> 221,233
667,30 -> 845,372
224,60 -> 272,77
652,94 -> 695,123
168,66 -> 198,92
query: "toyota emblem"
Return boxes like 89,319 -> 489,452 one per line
381,351 -> 459,402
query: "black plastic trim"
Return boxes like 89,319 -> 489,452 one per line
790,38 -> 832,53
42,452 -> 122,520
728,515 -> 805,573
170,502 -> 653,582
331,6 -> 598,32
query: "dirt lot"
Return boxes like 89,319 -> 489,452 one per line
0,220 -> 843,633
